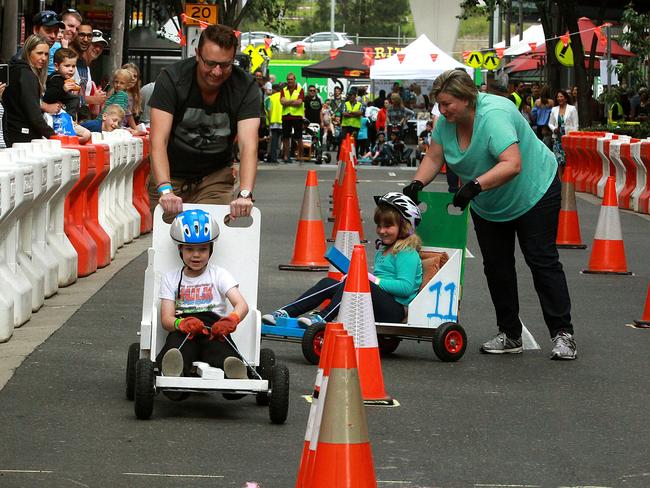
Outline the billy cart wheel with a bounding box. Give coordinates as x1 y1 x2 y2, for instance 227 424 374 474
134 358 156 419
322 152 332 164
125 342 139 400
301 322 326 365
378 335 401 355
432 322 467 362
256 348 276 406
268 364 290 424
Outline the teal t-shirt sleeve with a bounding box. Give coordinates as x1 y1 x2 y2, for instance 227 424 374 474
486 109 519 158
377 249 421 299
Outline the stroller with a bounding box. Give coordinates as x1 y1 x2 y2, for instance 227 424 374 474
299 120 331 164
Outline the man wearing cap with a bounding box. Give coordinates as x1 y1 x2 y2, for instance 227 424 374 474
148 24 260 220
340 88 363 140
73 24 108 118
49 9 83 74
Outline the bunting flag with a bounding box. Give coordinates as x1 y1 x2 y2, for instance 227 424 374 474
199 20 209 30
397 52 405 63
180 13 187 25
296 44 305 55
233 30 241 38
430 53 438 62
560 33 570 47
462 50 471 60
495 47 505 58
528 42 537 52
179 33 187 47
330 48 340 59
264 37 273 48
362 53 374 66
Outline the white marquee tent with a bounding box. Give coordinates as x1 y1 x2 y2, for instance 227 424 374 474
370 34 471 80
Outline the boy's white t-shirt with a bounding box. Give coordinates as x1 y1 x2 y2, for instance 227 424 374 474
159 264 238 317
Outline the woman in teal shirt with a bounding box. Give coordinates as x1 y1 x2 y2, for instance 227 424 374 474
403 69 576 360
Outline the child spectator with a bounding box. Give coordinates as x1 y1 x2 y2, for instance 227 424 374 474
43 48 91 143
157 209 249 379
122 62 145 133
320 101 334 151
262 193 422 327
357 115 370 155
80 104 125 132
98 68 131 126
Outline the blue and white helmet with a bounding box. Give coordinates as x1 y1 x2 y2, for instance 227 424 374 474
170 209 220 244
374 192 422 229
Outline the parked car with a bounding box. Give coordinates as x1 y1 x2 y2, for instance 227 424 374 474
287 32 353 54
240 31 291 53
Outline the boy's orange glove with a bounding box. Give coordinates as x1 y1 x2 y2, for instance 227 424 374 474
210 312 240 341
177 317 208 339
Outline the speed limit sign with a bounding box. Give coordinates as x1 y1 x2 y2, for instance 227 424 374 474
184 3 218 26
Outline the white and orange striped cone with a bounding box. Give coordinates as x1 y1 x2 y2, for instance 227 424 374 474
327 196 362 280
583 176 632 275
296 323 346 488
328 156 345 222
557 164 587 249
339 245 394 405
279 170 329 271
310 334 377 488
330 161 365 243
633 284 650 328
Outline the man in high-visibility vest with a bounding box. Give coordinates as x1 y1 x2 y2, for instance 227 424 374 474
508 81 527 112
280 72 305 162
340 88 363 140
265 83 283 163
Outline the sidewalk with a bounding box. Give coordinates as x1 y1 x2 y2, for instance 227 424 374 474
0 235 151 390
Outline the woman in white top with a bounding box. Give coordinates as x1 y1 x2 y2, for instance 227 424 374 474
548 89 579 168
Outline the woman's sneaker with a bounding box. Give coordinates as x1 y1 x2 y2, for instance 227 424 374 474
480 332 523 354
262 309 289 325
550 332 577 360
297 313 325 328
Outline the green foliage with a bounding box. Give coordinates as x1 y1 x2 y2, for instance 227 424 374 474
241 0 301 32
583 123 650 139
309 0 415 38
618 3 650 88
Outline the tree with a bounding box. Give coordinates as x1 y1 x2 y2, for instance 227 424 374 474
219 0 300 30
309 0 415 40
618 3 650 88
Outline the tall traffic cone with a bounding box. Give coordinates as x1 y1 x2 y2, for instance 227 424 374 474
557 165 587 249
296 323 347 488
328 157 346 222
330 160 365 242
310 334 377 488
327 196 362 280
633 284 650 328
339 245 394 405
583 176 631 275
279 171 329 271
330 143 355 224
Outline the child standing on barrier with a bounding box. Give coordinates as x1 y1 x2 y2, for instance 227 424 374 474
263 193 422 327
157 209 249 379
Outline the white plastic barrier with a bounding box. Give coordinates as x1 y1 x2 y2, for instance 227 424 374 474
0 171 16 341
5 148 46 311
93 133 124 253
596 134 615 198
102 131 134 245
0 153 34 326
123 135 142 240
608 137 631 199
33 139 79 286
630 140 647 213
11 143 62 297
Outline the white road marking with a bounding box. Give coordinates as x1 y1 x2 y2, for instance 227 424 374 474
0 469 53 474
388 172 396 176
378 482 412 484
123 472 224 479
521 319 541 350
465 247 475 258
475 484 541 487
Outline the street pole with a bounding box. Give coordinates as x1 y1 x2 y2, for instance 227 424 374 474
606 24 612 120
0 1 18 63
110 0 126 72
330 0 335 49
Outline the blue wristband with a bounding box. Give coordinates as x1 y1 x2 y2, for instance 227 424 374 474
158 184 173 195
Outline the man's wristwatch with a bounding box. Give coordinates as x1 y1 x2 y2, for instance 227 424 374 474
237 189 253 200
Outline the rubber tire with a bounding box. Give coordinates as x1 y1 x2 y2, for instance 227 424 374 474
323 152 332 164
301 322 326 365
432 322 467 362
125 342 139 401
378 335 401 355
269 364 290 424
256 348 276 406
134 358 156 420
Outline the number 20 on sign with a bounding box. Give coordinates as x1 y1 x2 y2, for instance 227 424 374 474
184 3 218 25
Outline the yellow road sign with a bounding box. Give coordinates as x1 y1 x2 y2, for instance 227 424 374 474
185 3 218 26
482 52 500 70
555 39 574 67
465 51 484 69
242 44 272 73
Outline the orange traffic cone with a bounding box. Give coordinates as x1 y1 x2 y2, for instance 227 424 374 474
330 144 355 224
310 334 377 488
296 323 346 488
328 157 346 222
330 161 365 242
279 170 329 271
633 284 650 328
583 176 631 275
557 165 587 249
327 196 362 280
339 245 394 405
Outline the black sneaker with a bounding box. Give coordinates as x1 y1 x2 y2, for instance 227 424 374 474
550 332 577 360
480 332 523 354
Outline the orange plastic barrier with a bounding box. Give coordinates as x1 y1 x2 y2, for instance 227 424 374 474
83 140 112 268
618 139 640 210
133 135 152 234
634 284 650 327
62 136 98 277
638 141 650 214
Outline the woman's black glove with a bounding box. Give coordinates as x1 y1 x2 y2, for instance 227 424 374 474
453 179 482 210
403 179 424 204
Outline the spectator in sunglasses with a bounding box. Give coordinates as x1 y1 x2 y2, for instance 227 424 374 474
49 9 83 75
